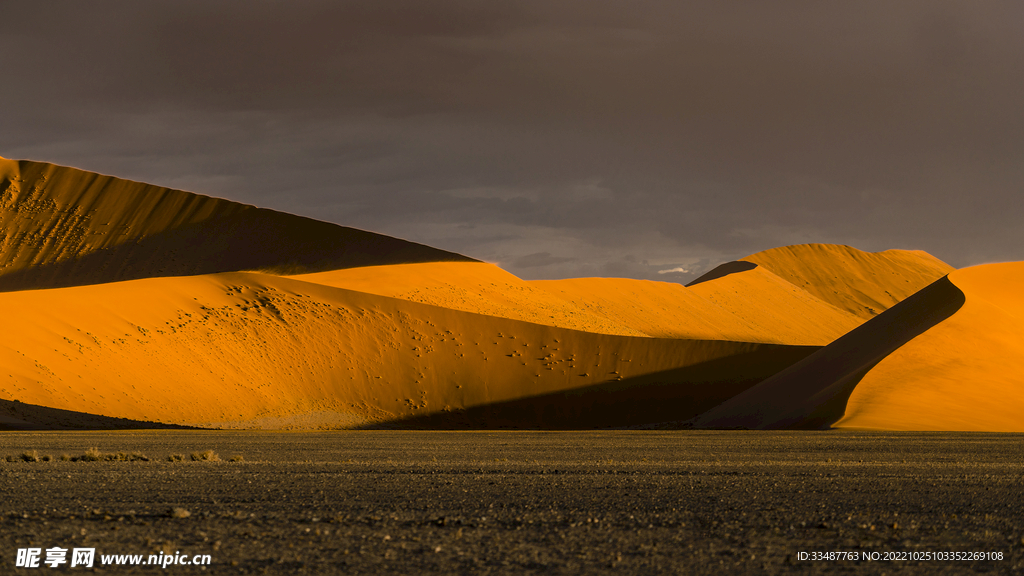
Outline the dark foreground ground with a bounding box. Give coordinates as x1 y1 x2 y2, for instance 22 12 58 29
1 431 1022 575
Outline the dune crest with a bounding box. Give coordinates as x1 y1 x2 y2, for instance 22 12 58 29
741 244 955 319
531 245 954 346
0 157 472 291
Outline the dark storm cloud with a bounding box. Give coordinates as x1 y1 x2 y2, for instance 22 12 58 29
1 1 1022 281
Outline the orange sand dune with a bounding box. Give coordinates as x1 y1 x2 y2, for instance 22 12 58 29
532 274 859 345
835 262 1024 431
0 157 471 291
688 274 965 430
0 271 811 429
0 157 971 430
741 244 955 319
298 245 951 347
693 261 1024 432
296 262 857 344
532 245 952 346
288 263 645 337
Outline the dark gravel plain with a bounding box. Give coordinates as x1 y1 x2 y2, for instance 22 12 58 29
1 431 1022 575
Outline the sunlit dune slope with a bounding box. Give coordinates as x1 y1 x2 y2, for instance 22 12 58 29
0 157 471 291
678 266 863 345
292 256 877 345
531 275 858 345
530 245 952 346
295 262 855 344
741 244 955 319
0 272 812 429
288 263 645 337
835 262 1024 431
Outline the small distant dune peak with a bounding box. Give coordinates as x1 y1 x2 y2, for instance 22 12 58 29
0 157 474 291
739 243 955 319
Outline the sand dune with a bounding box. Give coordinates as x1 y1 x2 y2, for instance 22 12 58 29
0 271 813 429
0 157 976 431
288 263 646 337
530 275 856 345
741 244 955 319
296 245 952 347
0 157 471 291
533 245 953 346
689 274 965 429
835 262 1024 431
295 263 859 345
693 261 1024 432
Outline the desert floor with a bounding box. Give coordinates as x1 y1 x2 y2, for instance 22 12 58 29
1 431 1021 575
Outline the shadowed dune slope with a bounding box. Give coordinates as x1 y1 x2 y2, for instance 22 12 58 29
0 157 472 291
0 272 811 429
688 274 965 430
741 244 955 320
0 398 194 431
835 262 1024 431
288 263 645 337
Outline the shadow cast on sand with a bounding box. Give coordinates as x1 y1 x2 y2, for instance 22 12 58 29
0 398 198 430
361 344 817 429
0 208 474 293
690 275 966 430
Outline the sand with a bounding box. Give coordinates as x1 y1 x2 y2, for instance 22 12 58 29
294 246 952 347
689 274 966 429
835 262 1024 431
0 270 812 429
741 243 955 319
0 157 471 291
534 273 858 345
694 261 1024 432
534 245 952 346
1 156 977 431
288 263 646 337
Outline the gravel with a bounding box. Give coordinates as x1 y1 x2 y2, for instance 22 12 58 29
1 430 1022 574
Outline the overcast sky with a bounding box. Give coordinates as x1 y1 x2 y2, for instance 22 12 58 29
1 1 1021 282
